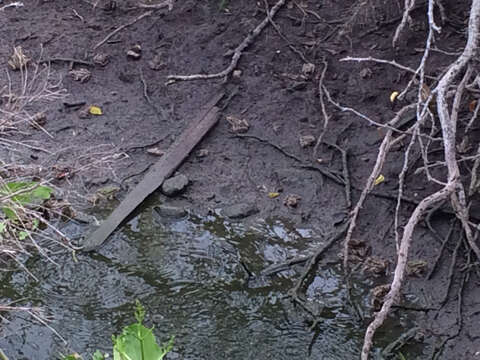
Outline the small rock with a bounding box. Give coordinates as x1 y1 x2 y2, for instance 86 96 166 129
69 68 91 82
127 44 142 60
222 203 259 219
197 149 209 158
146 147 165 156
73 210 97 224
226 115 249 133
232 69 242 78
161 174 189 196
299 134 315 148
153 204 187 218
127 50 141 60
284 194 301 207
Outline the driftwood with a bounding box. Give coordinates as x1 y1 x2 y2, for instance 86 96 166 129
82 92 224 251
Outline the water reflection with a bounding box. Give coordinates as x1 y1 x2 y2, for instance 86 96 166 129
0 210 420 359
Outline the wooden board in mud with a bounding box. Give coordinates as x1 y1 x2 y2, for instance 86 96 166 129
82 92 224 251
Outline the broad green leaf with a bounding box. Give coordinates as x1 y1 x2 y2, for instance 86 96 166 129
0 181 52 205
2 207 16 220
0 181 52 220
113 323 173 360
18 231 29 240
31 185 52 200
92 350 105 360
61 354 82 360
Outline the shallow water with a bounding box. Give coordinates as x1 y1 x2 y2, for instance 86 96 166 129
0 208 423 359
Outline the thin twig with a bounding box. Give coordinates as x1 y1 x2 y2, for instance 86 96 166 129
313 59 330 158
167 0 286 83
93 11 153 50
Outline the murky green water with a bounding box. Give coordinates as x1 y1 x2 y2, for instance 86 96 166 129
0 207 423 359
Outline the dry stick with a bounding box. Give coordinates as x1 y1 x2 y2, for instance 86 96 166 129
468 143 480 196
394 124 420 251
262 0 310 64
139 67 166 121
288 221 349 299
137 0 173 10
449 67 480 261
93 11 153 50
340 104 416 272
392 0 417 48
323 85 431 137
327 142 352 209
340 56 417 74
361 0 480 357
313 60 330 158
167 0 286 83
464 96 480 134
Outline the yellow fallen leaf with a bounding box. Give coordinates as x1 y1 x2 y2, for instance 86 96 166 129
89 105 103 115
390 91 399 103
374 174 385 186
268 192 280 199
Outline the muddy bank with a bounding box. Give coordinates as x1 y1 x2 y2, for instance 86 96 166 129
0 0 479 359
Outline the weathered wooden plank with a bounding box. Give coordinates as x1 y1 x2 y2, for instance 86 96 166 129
82 92 224 251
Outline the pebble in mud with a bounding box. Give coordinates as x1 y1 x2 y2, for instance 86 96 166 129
161 174 189 196
153 204 187 218
221 202 259 219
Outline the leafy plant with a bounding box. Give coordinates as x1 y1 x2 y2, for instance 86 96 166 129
61 301 173 360
0 181 52 220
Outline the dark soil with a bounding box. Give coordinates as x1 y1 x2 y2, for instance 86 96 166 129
1 0 479 358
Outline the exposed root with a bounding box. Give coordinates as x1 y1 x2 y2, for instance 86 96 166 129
359 0 480 357
166 0 286 84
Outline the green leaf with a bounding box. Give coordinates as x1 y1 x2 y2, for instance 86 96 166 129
61 354 82 360
112 303 173 360
2 207 16 221
31 185 52 200
0 181 52 204
0 222 6 233
0 181 52 220
92 350 105 360
18 231 29 240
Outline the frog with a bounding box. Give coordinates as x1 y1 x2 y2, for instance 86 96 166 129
362 256 389 276
226 115 249 133
69 68 91 83
406 259 428 277
93 53 109 67
89 185 120 205
371 284 391 310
